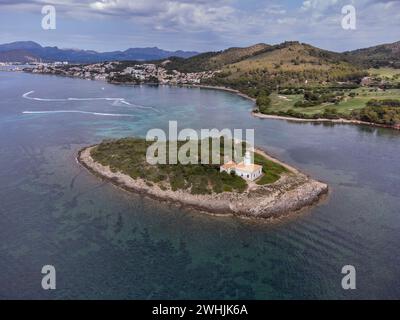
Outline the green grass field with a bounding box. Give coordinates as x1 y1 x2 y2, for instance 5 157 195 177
267 88 400 116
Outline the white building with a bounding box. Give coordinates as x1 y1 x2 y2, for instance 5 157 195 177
220 151 263 181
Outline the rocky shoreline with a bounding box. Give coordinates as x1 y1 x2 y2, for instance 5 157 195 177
77 146 328 220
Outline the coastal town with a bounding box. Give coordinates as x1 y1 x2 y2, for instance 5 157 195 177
22 61 219 85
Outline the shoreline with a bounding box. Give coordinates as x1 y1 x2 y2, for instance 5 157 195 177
184 84 257 102
251 112 400 130
192 84 400 131
77 145 329 220
22 70 399 131
183 83 400 131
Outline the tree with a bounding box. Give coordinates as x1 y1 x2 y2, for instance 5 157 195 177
256 90 271 109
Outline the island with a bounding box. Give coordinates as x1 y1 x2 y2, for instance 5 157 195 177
77 138 328 220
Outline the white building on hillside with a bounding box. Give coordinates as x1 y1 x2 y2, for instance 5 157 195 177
220 151 263 181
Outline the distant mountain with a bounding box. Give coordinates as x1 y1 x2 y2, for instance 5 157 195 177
0 49 39 62
0 41 199 63
344 41 400 68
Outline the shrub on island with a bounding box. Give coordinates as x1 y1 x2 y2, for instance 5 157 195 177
90 138 288 195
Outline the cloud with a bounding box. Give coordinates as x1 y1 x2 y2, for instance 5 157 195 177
0 0 398 52
87 0 238 33
0 0 239 33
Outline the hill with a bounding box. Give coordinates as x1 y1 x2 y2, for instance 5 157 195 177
0 49 38 62
163 41 400 95
344 41 400 68
0 41 199 63
162 43 270 73
205 42 367 96
0 41 42 52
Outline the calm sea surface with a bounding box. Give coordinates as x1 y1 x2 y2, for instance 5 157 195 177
0 71 399 299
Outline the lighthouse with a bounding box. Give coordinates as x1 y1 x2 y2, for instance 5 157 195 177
244 151 252 166
220 150 263 181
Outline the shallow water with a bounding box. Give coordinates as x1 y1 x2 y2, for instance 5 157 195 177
0 71 399 299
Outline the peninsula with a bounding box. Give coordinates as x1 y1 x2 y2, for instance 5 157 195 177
77 138 328 219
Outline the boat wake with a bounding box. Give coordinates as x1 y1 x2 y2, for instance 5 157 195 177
23 90 129 103
22 110 135 117
112 99 160 112
22 91 66 102
22 91 159 112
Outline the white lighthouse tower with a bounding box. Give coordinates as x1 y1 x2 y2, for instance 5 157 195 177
244 151 252 165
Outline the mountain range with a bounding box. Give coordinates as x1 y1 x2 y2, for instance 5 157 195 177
164 40 400 73
0 41 199 63
1 40 399 73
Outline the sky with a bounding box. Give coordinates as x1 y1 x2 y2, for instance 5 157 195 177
0 0 399 53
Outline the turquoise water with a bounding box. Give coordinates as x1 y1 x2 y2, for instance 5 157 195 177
0 72 400 299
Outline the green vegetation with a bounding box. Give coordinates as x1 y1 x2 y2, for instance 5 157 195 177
162 44 270 73
150 41 370 103
350 99 400 126
108 73 159 84
343 41 400 69
256 90 272 113
255 87 400 124
294 88 345 108
90 138 288 195
368 68 400 80
254 153 288 186
162 52 220 73
366 99 400 108
205 42 367 100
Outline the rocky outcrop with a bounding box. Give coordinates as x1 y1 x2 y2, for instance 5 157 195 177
78 146 328 220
